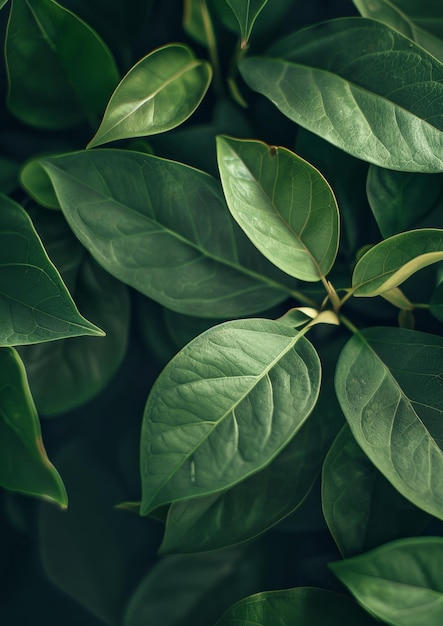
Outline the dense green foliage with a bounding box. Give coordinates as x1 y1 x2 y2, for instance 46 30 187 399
1 0 443 624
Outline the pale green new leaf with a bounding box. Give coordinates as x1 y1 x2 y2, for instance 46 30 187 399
330 537 443 626
240 18 443 172
0 195 104 346
42 149 295 318
88 44 212 148
335 327 443 520
225 0 268 46
353 0 443 62
352 228 443 296
215 587 380 625
0 347 67 505
140 318 320 514
6 0 119 129
217 136 339 282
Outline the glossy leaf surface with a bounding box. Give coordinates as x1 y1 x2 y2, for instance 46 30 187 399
161 387 340 553
215 587 380 625
140 318 321 514
0 195 103 346
366 167 441 238
352 228 443 296
330 537 443 626
217 136 339 281
88 44 212 148
240 18 443 172
43 149 295 318
322 425 430 557
225 0 268 46
0 347 66 504
335 327 443 519
353 0 443 61
6 0 119 129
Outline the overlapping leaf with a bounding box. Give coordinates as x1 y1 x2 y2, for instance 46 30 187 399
88 44 212 148
6 0 119 129
217 136 339 282
43 149 296 318
0 347 66 504
0 195 103 346
352 228 443 296
330 537 443 626
240 18 443 172
335 327 443 519
140 318 321 514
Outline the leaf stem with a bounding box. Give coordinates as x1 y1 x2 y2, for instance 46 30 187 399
201 0 223 97
339 314 360 336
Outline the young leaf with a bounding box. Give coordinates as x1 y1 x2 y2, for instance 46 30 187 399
140 318 321 515
352 228 443 296
6 0 119 129
240 18 443 172
322 425 430 558
353 0 443 62
335 327 443 520
42 149 296 318
87 44 212 148
20 157 61 210
366 166 441 238
0 194 104 346
215 587 380 625
225 0 268 47
160 388 341 553
216 136 339 282
0 347 67 505
330 537 443 626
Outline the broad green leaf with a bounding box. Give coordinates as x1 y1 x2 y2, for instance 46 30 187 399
225 0 268 46
330 537 443 626
160 383 340 553
140 318 321 515
215 587 380 625
335 327 443 520
352 228 443 296
0 156 19 194
42 149 296 318
19 210 130 415
0 195 104 346
216 136 339 282
87 44 212 148
367 166 441 237
6 0 119 129
240 18 443 172
0 347 66 505
20 157 60 209
322 425 430 558
123 546 263 626
430 280 443 322
353 0 443 62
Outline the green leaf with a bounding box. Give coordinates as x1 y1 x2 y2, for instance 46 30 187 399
6 0 119 129
20 157 60 209
335 327 443 520
123 546 263 626
0 0 9 9
215 587 380 625
352 228 443 296
322 424 430 558
225 0 268 46
0 195 104 346
240 18 443 172
183 0 210 47
367 166 441 238
353 0 443 62
88 44 212 148
19 210 130 415
430 279 443 322
330 537 443 626
42 149 295 318
216 136 339 282
0 347 66 505
140 318 321 515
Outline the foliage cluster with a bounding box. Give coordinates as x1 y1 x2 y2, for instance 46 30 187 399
1 0 443 624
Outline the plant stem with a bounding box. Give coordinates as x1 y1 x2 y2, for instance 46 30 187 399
201 0 223 97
